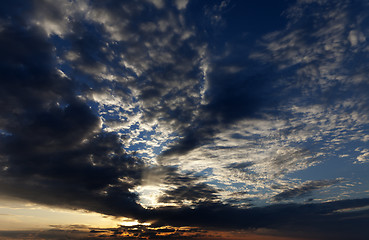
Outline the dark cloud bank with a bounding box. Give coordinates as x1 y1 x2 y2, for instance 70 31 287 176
0 0 144 219
1 1 369 240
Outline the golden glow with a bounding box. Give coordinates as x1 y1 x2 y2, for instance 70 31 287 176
0 197 146 230
118 219 151 227
134 185 175 208
87 226 313 240
0 198 312 240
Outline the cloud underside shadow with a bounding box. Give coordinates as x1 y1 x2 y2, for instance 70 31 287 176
1 198 368 240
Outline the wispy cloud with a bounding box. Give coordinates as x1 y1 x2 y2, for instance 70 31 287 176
272 179 343 201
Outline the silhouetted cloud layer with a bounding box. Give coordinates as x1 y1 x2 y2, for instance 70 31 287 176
0 1 145 218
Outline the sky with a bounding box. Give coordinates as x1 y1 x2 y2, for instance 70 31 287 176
1 0 369 239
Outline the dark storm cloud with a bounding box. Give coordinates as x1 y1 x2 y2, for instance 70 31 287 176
40 0 210 136
2 198 369 240
158 183 219 205
0 0 226 221
30 0 278 160
272 179 342 201
67 24 112 78
0 3 146 218
145 198 369 240
30 0 281 159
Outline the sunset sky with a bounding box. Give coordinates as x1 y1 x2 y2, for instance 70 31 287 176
1 0 369 239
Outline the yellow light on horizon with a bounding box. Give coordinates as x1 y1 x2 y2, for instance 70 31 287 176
0 197 149 231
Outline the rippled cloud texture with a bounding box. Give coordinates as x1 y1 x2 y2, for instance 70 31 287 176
1 0 369 239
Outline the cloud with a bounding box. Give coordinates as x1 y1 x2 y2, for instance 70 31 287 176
356 149 369 163
1 1 369 240
154 0 369 208
0 226 209 240
175 0 189 10
226 162 254 171
90 225 208 240
2 198 369 239
272 179 343 201
143 198 369 240
160 42 278 158
0 0 231 220
38 0 210 160
158 183 219 206
0 3 146 219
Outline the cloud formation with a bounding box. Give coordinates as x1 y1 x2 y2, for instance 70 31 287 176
272 179 342 201
1 0 369 239
0 1 145 219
